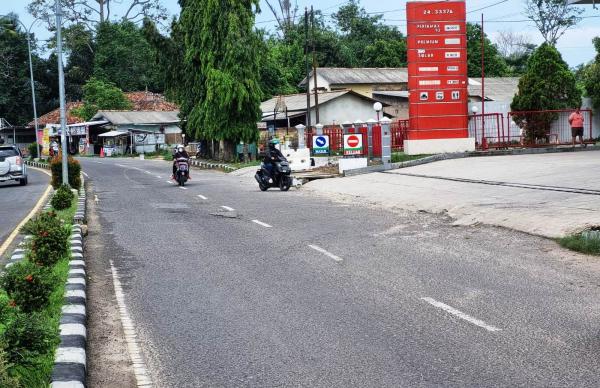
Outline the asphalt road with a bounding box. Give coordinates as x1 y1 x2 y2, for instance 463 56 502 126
0 168 49 255
81 157 600 387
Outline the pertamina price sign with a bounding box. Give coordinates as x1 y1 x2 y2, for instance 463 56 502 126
343 134 363 155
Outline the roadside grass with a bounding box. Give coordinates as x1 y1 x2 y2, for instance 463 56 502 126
391 152 432 163
50 194 78 224
8 256 70 387
558 234 600 256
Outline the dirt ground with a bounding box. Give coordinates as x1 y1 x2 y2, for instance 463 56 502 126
85 181 137 387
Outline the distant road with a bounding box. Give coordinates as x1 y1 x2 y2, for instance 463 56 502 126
0 169 49 254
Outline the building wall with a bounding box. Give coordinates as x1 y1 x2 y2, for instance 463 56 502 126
309 94 380 126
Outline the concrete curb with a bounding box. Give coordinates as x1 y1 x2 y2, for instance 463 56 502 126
25 160 51 170
343 145 600 177
189 159 237 172
51 184 87 388
2 179 87 386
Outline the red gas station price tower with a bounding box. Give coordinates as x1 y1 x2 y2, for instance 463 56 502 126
405 0 475 154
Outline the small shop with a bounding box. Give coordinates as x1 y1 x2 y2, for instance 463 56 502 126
98 131 129 156
67 121 108 155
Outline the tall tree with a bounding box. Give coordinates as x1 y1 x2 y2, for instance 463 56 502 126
142 18 184 102
495 30 535 75
0 15 56 125
179 0 262 159
94 21 161 92
511 43 581 141
63 24 96 100
28 0 168 30
466 23 509 77
582 37 600 109
524 0 583 45
264 0 298 39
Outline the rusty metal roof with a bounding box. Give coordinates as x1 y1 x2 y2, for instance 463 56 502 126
299 68 409 87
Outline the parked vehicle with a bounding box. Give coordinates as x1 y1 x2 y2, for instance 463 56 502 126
255 160 292 191
0 145 27 186
175 157 189 186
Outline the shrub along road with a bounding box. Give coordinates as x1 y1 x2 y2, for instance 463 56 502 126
0 169 50 257
81 157 600 387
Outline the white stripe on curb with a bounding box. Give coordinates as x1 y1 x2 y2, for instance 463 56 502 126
51 381 85 388
55 347 86 366
62 304 86 315
59 323 86 338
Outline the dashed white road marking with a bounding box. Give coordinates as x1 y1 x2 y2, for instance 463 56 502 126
166 180 173 184
144 171 152 174
156 176 162 179
252 220 272 228
116 164 126 167
420 297 501 332
179 186 187 190
221 206 235 211
197 194 208 200
308 244 343 262
82 171 89 178
110 260 153 387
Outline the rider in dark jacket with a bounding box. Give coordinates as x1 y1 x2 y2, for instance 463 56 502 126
172 145 191 179
263 139 284 177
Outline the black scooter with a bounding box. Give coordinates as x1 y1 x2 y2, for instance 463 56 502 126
255 159 292 191
175 157 190 186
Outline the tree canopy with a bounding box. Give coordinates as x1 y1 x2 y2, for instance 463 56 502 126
466 23 509 78
72 77 132 120
179 0 263 148
524 0 583 45
582 37 600 109
511 43 581 141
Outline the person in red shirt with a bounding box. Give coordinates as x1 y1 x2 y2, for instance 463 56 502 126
568 108 585 147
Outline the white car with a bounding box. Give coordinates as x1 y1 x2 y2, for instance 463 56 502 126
0 145 28 186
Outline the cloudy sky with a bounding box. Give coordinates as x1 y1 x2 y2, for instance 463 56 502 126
1 0 599 67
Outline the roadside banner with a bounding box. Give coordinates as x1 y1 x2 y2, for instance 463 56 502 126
343 134 363 155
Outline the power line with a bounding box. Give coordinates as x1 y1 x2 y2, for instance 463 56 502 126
467 0 509 14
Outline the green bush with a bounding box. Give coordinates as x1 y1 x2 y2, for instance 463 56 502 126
51 184 74 211
27 143 39 159
29 225 70 268
0 346 20 388
50 154 82 190
20 211 61 236
1 312 59 366
1 262 57 313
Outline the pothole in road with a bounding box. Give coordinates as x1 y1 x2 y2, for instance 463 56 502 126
210 209 240 219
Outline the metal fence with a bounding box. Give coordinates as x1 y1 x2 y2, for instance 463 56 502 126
469 109 594 149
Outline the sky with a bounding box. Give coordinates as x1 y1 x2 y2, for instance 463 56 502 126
1 0 599 67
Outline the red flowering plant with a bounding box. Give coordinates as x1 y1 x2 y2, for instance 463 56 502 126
25 212 70 268
0 261 57 313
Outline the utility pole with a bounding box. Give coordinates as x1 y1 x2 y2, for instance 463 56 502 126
55 0 69 185
311 6 319 124
26 28 41 160
481 14 485 145
304 7 312 128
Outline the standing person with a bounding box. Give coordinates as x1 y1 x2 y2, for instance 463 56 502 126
568 108 585 147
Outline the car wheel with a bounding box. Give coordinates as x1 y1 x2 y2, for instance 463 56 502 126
19 177 28 186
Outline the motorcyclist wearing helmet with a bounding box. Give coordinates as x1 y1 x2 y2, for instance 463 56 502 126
172 144 191 180
263 138 285 177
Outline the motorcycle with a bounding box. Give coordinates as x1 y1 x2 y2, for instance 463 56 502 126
255 159 292 191
175 157 190 186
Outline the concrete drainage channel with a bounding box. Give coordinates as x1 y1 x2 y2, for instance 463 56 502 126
4 175 88 387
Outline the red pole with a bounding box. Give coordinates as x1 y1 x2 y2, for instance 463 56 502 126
481 14 485 145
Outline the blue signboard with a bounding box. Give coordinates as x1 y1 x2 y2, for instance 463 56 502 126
312 135 330 155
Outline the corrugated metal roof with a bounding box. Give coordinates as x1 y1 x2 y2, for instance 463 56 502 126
468 77 520 102
299 68 408 86
372 91 410 98
261 90 385 121
92 111 181 125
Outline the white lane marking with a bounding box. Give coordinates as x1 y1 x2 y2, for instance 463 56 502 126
179 186 187 190
221 206 235 211
166 180 173 184
420 297 501 332
308 244 343 262
82 171 89 178
144 171 151 174
252 220 272 228
110 260 153 387
156 176 162 179
197 194 207 200
116 164 126 167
